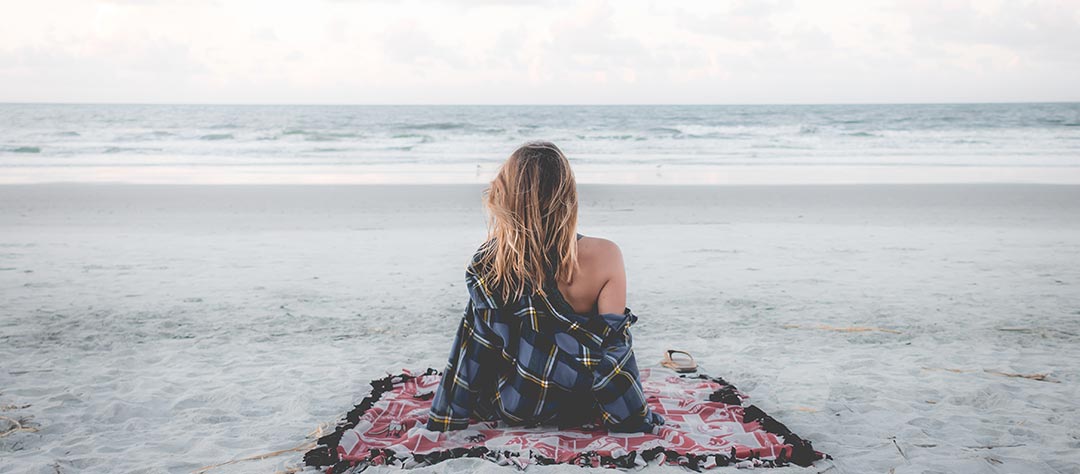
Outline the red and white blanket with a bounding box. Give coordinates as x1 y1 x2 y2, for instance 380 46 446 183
304 368 828 471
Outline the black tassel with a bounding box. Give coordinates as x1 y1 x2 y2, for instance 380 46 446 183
305 369 828 470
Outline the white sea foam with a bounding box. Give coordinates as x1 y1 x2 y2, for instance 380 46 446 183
1 103 1079 184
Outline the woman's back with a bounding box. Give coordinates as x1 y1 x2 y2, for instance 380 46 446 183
426 141 661 434
426 239 662 433
555 235 627 316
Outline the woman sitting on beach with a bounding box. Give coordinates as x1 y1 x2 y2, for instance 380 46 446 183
426 141 663 433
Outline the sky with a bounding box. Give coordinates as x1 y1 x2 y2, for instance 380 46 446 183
2 0 1079 104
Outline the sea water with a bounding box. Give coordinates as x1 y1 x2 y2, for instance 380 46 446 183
1 103 1078 184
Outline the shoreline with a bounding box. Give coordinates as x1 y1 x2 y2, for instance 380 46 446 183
5 180 1080 186
4 183 1079 228
3 163 1080 186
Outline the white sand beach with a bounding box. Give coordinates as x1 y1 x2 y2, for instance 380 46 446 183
1 183 1078 473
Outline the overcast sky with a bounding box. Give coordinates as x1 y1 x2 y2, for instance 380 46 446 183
2 0 1079 104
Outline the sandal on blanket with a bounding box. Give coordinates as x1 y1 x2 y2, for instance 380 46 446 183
660 350 698 373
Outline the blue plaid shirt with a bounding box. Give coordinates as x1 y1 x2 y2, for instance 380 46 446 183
426 246 664 433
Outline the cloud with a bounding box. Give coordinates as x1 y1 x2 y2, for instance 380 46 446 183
0 0 1078 103
0 39 205 102
674 0 787 41
901 0 1080 62
548 1 645 60
378 21 469 68
252 27 278 42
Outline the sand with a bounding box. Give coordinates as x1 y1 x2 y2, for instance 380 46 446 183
1 183 1078 473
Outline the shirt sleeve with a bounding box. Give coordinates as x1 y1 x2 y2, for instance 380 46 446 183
426 301 502 431
590 318 665 433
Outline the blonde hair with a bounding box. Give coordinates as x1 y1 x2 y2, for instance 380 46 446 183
478 141 579 302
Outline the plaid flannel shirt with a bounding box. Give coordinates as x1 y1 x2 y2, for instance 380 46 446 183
426 246 664 433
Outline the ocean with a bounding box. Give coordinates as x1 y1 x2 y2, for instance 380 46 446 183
1 103 1079 184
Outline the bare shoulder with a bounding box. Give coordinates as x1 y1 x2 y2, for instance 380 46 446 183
577 236 624 270
578 236 627 314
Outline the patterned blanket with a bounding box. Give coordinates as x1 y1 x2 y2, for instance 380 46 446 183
304 368 828 472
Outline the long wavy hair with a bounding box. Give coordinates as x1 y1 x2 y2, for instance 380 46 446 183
478 141 579 302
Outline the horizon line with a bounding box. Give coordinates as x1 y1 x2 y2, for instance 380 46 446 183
2 100 1079 107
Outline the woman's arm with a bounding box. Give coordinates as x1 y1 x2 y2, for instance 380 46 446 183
595 239 627 315
427 295 506 431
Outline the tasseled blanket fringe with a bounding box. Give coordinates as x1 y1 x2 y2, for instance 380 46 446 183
304 369 829 472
